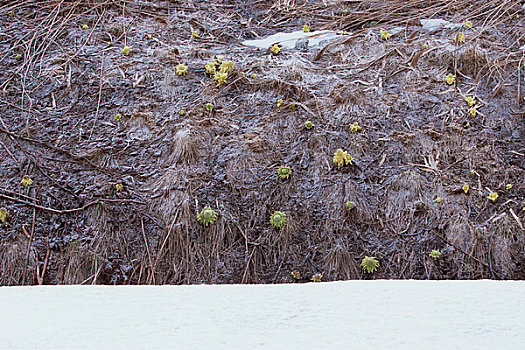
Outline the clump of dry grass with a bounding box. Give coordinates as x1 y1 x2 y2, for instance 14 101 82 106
59 241 98 284
445 215 489 278
490 216 524 278
151 196 244 284
325 0 521 31
323 242 360 280
382 170 428 234
0 235 37 285
168 127 202 165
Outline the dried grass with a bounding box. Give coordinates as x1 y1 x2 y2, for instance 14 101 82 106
0 235 37 285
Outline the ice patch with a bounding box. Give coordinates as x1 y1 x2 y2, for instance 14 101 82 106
242 30 341 49
421 18 462 31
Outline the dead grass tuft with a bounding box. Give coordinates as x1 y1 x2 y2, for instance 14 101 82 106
323 242 360 280
59 242 97 284
383 170 428 234
168 127 202 165
0 235 37 285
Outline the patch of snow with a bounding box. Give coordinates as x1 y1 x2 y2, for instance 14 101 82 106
242 30 340 49
421 18 462 31
1 281 524 349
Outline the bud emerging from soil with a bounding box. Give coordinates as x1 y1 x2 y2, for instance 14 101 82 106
214 72 228 86
197 207 218 227
361 256 379 273
333 149 353 168
205 61 217 75
21 175 33 188
350 121 362 133
488 192 498 202
429 249 441 260
121 46 132 55
176 64 188 76
219 60 234 74
0 208 8 223
270 211 287 229
305 121 314 129
311 273 322 282
278 166 291 180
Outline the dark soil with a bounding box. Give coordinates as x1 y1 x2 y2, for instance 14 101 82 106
1 0 524 285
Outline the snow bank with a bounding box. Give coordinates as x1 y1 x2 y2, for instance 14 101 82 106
1 281 523 349
242 30 339 49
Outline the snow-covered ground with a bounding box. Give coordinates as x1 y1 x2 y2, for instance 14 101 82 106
1 281 524 349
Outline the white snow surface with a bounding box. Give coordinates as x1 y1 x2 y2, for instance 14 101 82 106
1 281 524 349
242 30 340 49
420 18 462 31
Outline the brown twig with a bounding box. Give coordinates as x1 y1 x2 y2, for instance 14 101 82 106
0 139 18 163
89 50 105 140
22 188 37 285
241 246 257 284
0 193 145 214
141 217 156 284
37 239 50 285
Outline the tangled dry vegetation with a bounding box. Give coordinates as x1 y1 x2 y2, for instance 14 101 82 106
0 0 524 285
